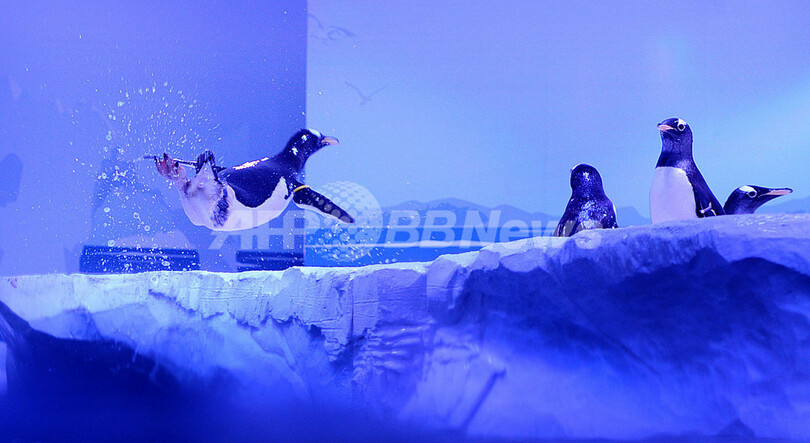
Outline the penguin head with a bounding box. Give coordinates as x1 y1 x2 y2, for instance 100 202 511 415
285 129 339 160
569 163 605 195
724 185 793 214
658 117 693 154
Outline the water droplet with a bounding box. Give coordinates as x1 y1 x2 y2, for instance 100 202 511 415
107 240 116 247
103 207 110 213
117 101 124 107
144 225 151 232
133 212 140 220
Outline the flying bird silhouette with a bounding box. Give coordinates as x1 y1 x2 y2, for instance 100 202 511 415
308 14 356 44
345 82 385 106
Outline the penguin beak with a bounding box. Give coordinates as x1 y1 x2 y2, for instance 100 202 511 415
657 124 675 133
319 136 339 147
764 188 793 197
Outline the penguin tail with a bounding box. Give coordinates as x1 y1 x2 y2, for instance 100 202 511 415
194 150 226 180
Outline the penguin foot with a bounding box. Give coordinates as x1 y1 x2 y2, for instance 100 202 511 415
155 153 187 182
195 150 217 174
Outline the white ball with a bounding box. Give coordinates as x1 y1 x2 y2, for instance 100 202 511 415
306 181 383 263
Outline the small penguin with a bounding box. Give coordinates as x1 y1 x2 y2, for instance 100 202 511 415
723 185 793 214
650 118 724 223
554 164 619 237
154 129 355 231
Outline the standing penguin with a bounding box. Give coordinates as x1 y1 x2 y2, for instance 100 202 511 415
154 129 354 231
724 185 793 214
553 164 618 237
649 118 724 223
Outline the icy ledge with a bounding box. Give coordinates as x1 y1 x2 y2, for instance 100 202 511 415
2 214 810 440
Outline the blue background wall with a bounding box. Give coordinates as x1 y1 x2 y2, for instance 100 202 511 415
306 0 810 215
0 1 306 274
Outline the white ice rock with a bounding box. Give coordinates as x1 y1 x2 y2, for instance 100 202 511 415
1 213 809 440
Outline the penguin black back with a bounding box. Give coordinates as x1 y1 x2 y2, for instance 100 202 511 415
554 164 618 237
216 129 339 208
724 185 793 214
569 163 605 196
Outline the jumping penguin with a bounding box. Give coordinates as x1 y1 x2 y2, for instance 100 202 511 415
553 164 618 237
153 129 355 231
649 118 724 224
723 185 793 214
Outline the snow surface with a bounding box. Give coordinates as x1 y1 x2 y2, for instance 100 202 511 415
1 213 809 440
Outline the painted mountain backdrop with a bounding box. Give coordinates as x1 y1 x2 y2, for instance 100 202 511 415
306 194 808 267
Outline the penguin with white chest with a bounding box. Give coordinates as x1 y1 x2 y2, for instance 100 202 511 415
649 118 724 223
154 129 354 231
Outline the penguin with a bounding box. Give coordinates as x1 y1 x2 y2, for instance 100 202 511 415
553 164 619 237
723 185 793 214
649 118 724 224
154 129 355 231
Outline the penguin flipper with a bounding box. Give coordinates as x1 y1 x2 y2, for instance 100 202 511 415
217 164 285 208
693 189 724 218
292 186 355 223
553 219 581 237
686 170 725 218
602 205 619 229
